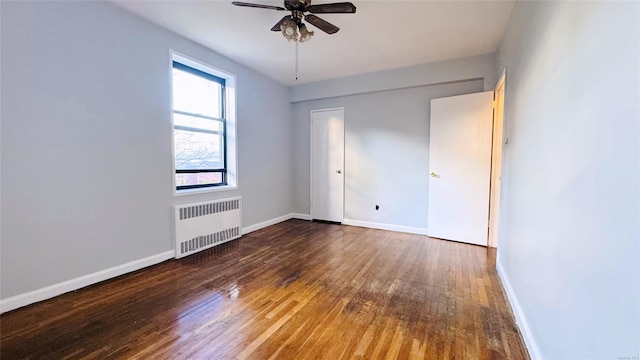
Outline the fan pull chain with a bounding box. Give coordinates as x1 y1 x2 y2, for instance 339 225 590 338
295 40 299 80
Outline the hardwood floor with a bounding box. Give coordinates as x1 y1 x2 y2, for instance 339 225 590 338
0 220 528 359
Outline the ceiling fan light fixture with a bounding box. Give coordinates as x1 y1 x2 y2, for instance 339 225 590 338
298 23 314 43
280 17 299 41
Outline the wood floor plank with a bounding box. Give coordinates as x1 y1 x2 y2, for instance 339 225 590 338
0 220 528 359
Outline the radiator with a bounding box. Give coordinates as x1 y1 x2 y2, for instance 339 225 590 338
174 197 242 258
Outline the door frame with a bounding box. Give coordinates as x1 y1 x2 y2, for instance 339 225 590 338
488 69 507 248
309 107 345 222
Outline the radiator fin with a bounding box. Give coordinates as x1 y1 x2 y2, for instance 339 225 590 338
179 199 240 220
179 226 240 255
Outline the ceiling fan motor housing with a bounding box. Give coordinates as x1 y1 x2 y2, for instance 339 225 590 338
285 0 311 10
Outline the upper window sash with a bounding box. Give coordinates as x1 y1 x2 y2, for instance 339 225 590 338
173 61 225 86
172 62 226 120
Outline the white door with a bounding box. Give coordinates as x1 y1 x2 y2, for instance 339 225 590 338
427 91 494 246
488 73 506 248
311 108 344 222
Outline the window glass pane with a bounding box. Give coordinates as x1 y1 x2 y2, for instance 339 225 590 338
174 130 224 170
172 68 222 118
176 172 223 187
174 113 223 132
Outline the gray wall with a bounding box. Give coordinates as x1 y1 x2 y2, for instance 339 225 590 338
292 78 486 228
0 1 293 299
291 53 497 102
290 55 494 228
5 3 637 357
496 1 639 358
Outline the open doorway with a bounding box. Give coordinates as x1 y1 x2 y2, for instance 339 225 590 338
488 70 506 248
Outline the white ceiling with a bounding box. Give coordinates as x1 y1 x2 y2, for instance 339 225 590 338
112 0 515 86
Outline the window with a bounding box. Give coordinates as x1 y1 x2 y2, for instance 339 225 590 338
171 54 237 193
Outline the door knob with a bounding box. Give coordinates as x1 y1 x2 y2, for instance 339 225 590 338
336 170 342 174
430 172 438 178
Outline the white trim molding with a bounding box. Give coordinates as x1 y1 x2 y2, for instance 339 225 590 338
170 50 239 196
242 213 311 235
342 219 429 236
496 260 543 360
242 214 292 234
0 250 175 314
291 213 311 220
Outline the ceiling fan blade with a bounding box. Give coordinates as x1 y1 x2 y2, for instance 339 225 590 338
306 2 356 14
304 14 340 34
271 15 291 31
231 1 286 11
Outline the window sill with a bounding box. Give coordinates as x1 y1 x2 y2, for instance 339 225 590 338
174 184 238 197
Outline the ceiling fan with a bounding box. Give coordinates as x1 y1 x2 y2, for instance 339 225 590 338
232 0 356 42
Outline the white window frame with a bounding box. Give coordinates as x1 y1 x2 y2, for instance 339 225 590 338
170 50 238 195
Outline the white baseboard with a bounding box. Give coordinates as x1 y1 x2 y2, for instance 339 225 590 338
1 214 312 314
0 250 175 314
496 260 543 360
1 215 425 314
242 213 292 234
242 213 311 235
342 219 429 235
290 213 311 220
